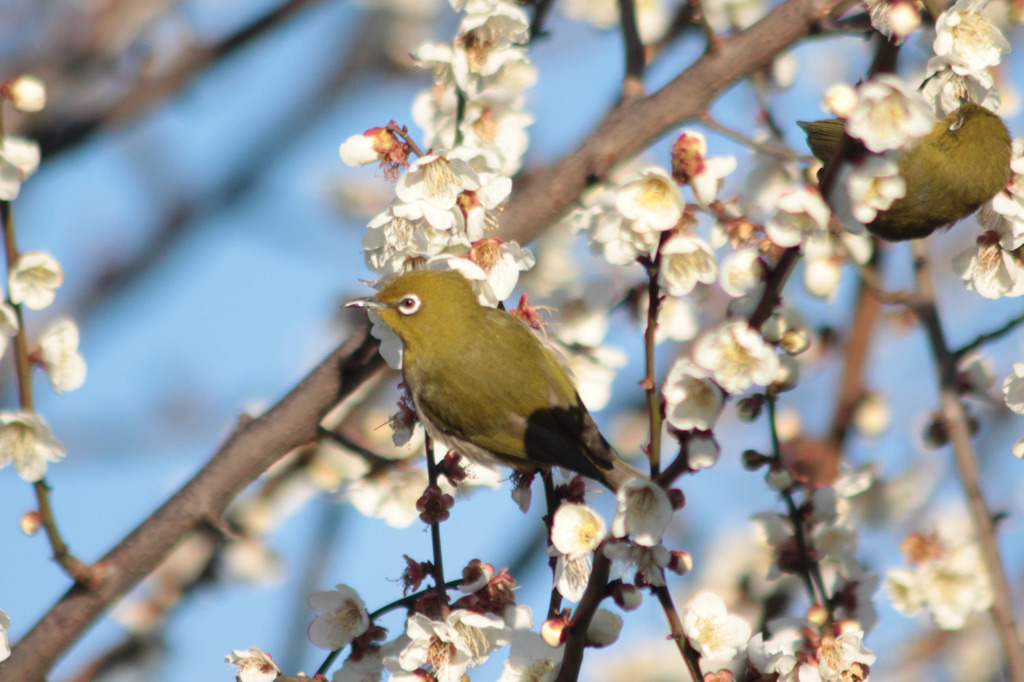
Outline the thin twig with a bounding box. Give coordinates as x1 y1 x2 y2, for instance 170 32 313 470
618 0 647 97
953 312 1024 361
555 547 612 682
909 239 1024 682
700 114 808 161
653 584 703 679
423 434 448 604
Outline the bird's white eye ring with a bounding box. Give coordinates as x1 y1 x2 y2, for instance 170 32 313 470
397 294 421 315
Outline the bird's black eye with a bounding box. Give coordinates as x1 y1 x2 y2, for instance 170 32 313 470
397 294 421 315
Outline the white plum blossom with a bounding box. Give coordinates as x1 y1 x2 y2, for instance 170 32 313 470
615 166 686 235
953 236 1024 300
551 549 591 602
0 136 41 201
865 0 921 42
808 631 876 682
1002 364 1024 414
345 468 429 528
0 412 65 482
719 248 764 298
670 130 737 207
693 321 779 395
394 153 481 232
662 358 724 431
844 74 936 153
307 584 370 650
747 632 798 679
603 539 670 586
843 154 906 225
657 234 718 297
611 479 672 547
550 503 606 560
885 535 993 630
688 432 721 470
399 609 514 682
3 75 46 113
821 82 858 119
680 590 752 661
38 318 87 393
933 0 1010 73
586 609 623 647
434 240 535 306
8 252 63 310
225 647 280 682
0 302 19 360
765 186 831 248
560 0 672 43
498 631 562 682
922 57 1001 116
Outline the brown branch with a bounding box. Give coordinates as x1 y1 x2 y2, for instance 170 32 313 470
909 239 1024 682
495 0 858 247
0 319 385 682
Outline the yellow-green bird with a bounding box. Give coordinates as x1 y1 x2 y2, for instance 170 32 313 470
799 102 1012 241
347 269 644 491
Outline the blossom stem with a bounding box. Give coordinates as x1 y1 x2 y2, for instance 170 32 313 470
910 240 1024 682
423 434 448 606
1 196 92 585
386 121 425 159
555 544 611 682
642 234 669 476
652 583 703 681
766 395 832 615
952 312 1024 362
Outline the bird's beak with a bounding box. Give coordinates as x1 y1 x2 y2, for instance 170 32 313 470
345 296 383 310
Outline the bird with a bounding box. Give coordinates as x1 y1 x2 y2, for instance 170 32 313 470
799 101 1012 241
346 269 645 491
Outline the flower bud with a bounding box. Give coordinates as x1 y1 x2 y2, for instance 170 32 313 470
3 75 46 113
586 609 623 647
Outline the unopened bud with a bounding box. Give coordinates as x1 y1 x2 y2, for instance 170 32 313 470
736 394 765 422
667 550 693 576
765 463 794 491
807 604 829 626
585 609 623 647
780 328 811 355
21 510 42 535
742 449 768 471
612 582 643 611
541 613 569 647
3 75 46 113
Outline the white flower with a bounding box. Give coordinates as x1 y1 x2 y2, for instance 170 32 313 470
1002 364 1024 414
340 133 381 167
813 631 876 682
843 154 906 225
953 237 1024 300
611 479 672 547
719 248 764 298
680 590 752 661
764 187 831 248
658 234 718 297
603 539 670 586
345 468 428 528
693 321 779 394
688 432 720 470
550 503 606 560
0 608 10 663
9 252 63 310
1013 436 1024 459
0 136 41 201
662 358 724 431
38 318 86 393
0 412 65 482
865 0 921 41
670 130 736 206
921 57 1001 117
845 74 936 153
399 610 513 682
498 631 562 682
4 75 46 113
0 302 19 360
307 584 370 650
586 609 622 647
747 632 798 677
225 647 281 682
822 82 858 119
394 153 481 232
434 240 535 307
551 550 590 601
615 166 686 233
934 0 1009 73
332 650 384 682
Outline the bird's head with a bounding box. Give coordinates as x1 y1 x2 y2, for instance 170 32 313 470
346 269 481 346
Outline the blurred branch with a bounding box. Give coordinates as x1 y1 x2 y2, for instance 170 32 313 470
909 239 1024 682
495 0 859 246
0 318 385 682
28 0 329 157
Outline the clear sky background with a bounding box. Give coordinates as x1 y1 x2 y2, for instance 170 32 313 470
1 1 1024 680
